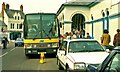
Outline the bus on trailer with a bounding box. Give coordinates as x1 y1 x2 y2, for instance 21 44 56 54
23 13 60 57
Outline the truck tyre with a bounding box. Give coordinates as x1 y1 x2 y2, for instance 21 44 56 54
25 54 30 59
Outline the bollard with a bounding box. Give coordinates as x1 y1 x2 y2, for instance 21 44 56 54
39 52 45 64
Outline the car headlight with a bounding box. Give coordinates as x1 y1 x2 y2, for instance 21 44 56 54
74 63 86 70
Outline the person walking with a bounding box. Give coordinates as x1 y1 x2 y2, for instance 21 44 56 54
86 33 91 39
113 29 120 46
101 29 111 49
2 36 9 49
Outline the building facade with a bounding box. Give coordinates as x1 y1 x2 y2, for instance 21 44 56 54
57 0 120 45
1 2 25 41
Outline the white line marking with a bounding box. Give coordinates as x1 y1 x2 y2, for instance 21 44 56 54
0 52 8 57
10 48 15 51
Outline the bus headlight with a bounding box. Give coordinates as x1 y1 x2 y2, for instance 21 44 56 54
53 49 56 52
28 50 32 53
74 63 86 70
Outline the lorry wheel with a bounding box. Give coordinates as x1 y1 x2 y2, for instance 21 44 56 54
25 54 30 59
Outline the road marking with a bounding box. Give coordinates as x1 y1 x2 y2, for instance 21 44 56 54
10 48 15 51
0 52 8 57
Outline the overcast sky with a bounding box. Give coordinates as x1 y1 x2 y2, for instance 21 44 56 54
0 0 72 14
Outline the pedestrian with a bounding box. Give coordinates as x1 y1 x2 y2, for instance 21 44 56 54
85 33 91 39
80 29 85 38
113 29 120 46
69 31 76 39
63 34 67 39
101 29 111 49
2 36 9 49
76 31 82 39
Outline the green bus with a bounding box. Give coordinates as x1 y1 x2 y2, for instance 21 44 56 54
23 13 60 57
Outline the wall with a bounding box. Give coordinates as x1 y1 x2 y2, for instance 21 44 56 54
57 0 119 46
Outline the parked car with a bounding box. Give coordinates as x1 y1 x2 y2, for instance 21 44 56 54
87 46 120 72
56 39 109 72
15 38 24 47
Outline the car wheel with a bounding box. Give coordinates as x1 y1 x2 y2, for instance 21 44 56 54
57 58 63 70
66 65 70 72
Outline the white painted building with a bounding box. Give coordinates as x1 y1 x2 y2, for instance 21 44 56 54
57 0 120 45
0 13 2 21
1 3 25 41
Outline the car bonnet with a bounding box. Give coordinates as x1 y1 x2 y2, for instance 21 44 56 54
67 52 109 64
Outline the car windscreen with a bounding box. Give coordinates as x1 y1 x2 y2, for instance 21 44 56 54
16 38 23 41
68 41 105 53
104 52 120 72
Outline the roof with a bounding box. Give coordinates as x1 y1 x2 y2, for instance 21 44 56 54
64 0 97 6
114 46 120 50
26 13 56 15
5 9 25 19
63 39 97 42
0 20 6 26
57 0 101 15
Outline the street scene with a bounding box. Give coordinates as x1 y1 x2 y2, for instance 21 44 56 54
0 43 58 71
0 0 120 72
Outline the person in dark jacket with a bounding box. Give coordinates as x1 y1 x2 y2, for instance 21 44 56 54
86 33 91 39
113 29 120 46
2 36 9 49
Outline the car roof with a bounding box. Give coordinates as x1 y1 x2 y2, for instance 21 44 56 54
63 39 97 42
113 46 120 50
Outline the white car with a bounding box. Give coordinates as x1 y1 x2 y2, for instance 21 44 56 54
56 39 109 72
15 38 24 47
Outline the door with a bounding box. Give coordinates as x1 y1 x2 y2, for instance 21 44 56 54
57 41 67 67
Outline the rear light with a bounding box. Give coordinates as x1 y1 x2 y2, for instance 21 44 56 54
32 44 37 48
25 45 27 48
24 44 32 48
52 43 59 47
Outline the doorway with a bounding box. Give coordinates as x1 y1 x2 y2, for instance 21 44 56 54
71 14 85 31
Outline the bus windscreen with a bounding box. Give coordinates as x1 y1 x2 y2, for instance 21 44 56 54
24 13 58 39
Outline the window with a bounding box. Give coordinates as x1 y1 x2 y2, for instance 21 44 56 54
17 24 19 29
61 41 67 51
15 16 17 20
105 53 120 72
11 23 12 29
19 24 22 29
101 10 105 17
18 16 19 20
13 24 14 29
105 8 109 16
10 23 14 29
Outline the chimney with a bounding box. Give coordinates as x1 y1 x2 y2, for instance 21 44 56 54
6 4 9 10
20 5 23 11
2 2 5 16
2 2 5 21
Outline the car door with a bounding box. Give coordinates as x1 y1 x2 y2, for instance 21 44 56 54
57 41 67 66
